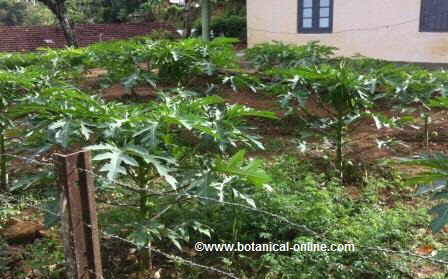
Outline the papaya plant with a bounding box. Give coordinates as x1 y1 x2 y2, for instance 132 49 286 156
389 69 444 149
86 92 276 215
80 37 239 97
0 69 58 191
19 87 276 255
0 86 10 191
400 153 448 233
16 87 111 152
245 41 337 71
277 62 388 183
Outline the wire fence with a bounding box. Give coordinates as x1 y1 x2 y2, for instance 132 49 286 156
0 183 240 279
2 151 448 279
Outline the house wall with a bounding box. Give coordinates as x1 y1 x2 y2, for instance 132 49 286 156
247 0 448 63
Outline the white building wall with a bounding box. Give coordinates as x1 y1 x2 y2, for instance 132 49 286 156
247 0 448 63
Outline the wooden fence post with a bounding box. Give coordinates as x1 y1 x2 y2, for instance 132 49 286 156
54 150 103 279
0 131 8 192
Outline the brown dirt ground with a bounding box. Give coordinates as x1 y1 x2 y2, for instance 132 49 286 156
93 77 448 164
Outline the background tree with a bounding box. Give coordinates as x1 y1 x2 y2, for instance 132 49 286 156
0 0 28 26
0 1 54 26
183 0 194 37
37 0 78 47
65 0 155 23
23 2 55 25
102 0 146 22
201 0 210 41
192 0 247 41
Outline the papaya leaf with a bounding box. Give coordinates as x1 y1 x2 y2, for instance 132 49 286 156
215 150 271 187
430 203 448 233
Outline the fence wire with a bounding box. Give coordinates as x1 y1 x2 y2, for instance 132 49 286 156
0 191 240 279
3 152 448 273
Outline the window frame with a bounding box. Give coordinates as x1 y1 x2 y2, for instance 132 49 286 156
420 0 448 32
298 0 334 34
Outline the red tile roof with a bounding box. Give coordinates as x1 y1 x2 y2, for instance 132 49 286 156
0 23 173 52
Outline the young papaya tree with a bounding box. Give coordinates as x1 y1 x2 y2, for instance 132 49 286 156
17 87 110 152
121 37 238 90
245 41 336 71
389 69 444 149
404 97 448 233
19 87 276 266
86 92 276 215
277 62 387 183
0 69 55 191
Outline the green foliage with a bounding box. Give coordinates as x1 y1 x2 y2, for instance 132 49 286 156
15 87 108 150
157 4 185 23
64 0 148 23
23 2 55 25
0 68 62 190
3 73 276 262
400 153 448 233
0 36 239 86
195 14 247 41
24 238 65 278
146 29 179 41
430 96 448 108
252 157 429 278
277 62 381 182
18 86 275 208
214 150 271 187
66 0 107 23
174 156 433 278
391 69 442 105
4 37 448 278
128 38 239 84
0 0 54 26
0 53 43 70
373 66 448 147
0 0 28 26
341 55 390 73
0 48 90 82
212 15 246 41
245 41 337 71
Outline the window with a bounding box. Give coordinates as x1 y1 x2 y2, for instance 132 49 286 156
298 0 333 33
420 0 448 32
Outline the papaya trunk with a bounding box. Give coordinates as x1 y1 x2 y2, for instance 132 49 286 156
424 114 430 150
0 129 6 192
336 115 344 184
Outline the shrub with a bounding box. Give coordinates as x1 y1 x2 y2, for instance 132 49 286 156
214 15 246 40
245 41 337 71
121 37 239 87
194 14 247 41
174 156 433 278
0 52 43 70
146 29 179 41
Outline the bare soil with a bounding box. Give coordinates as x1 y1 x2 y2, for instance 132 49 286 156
94 79 448 164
